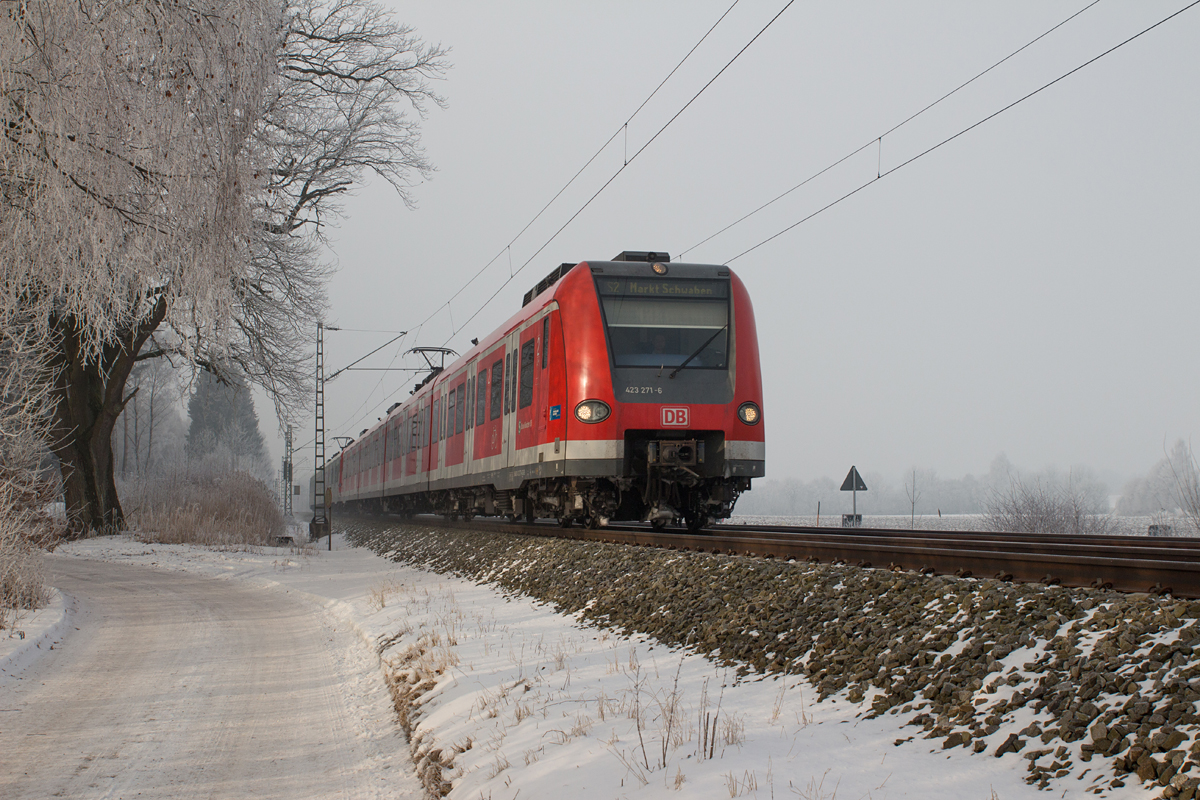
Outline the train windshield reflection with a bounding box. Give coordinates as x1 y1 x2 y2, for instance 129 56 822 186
600 290 729 369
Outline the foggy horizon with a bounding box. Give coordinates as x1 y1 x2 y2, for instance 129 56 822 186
253 1 1198 497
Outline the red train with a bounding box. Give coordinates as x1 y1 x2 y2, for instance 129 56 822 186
327 251 764 530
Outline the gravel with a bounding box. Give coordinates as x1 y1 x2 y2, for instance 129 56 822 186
345 519 1200 797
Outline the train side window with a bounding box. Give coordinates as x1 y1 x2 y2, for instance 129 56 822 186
542 316 550 369
489 359 503 421
519 339 535 409
456 385 465 433
447 390 457 439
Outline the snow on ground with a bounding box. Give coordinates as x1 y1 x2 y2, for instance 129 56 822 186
0 587 69 682
3 532 1163 799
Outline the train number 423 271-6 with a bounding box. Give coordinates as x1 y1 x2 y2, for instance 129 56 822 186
625 386 663 395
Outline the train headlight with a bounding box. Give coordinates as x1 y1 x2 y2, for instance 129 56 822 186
737 402 761 425
575 400 611 423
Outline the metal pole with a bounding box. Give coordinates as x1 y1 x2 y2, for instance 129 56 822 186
283 424 293 518
312 322 328 543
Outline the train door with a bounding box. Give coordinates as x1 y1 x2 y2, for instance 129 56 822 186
462 365 475 473
515 320 541 453
536 313 550 440
475 351 505 461
430 390 441 475
445 375 466 468
502 331 519 468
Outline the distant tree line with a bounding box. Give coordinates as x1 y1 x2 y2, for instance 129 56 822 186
739 447 1200 534
736 455 1110 518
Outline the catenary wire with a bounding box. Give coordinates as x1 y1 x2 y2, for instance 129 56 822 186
321 1 748 439
723 0 1200 264
677 0 1103 261
429 0 742 321
433 0 801 347
330 0 796 438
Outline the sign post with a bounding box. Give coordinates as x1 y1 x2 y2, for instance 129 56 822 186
840 466 868 528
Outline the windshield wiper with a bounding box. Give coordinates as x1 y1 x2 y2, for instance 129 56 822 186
668 324 727 379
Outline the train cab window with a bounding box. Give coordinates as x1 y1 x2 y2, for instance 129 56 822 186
489 359 503 421
596 277 730 369
456 386 465 433
542 316 550 369
519 339 535 409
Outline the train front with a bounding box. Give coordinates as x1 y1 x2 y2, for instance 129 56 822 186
561 253 764 530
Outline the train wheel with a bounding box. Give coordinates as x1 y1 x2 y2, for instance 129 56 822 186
558 517 574 528
650 518 667 531
686 514 710 533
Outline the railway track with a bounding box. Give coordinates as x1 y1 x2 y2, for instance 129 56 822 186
354 515 1200 598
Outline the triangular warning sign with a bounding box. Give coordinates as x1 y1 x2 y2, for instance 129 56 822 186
840 466 868 492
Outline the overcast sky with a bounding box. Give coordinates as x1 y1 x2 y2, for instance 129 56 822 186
272 1 1199 490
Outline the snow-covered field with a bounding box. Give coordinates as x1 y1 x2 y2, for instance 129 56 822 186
2 532 1162 799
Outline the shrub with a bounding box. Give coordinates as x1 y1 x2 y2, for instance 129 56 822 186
986 474 1115 535
0 510 53 630
122 469 284 547
0 321 63 628
1166 441 1200 534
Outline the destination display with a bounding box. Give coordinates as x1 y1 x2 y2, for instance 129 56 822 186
596 277 729 298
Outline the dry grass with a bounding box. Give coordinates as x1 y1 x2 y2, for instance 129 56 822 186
122 469 284 547
0 440 64 630
0 511 53 630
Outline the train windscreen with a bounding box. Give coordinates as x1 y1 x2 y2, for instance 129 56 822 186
596 277 729 369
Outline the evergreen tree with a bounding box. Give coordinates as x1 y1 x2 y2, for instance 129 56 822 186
186 373 268 475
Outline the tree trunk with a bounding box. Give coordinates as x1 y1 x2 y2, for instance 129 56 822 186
48 300 166 535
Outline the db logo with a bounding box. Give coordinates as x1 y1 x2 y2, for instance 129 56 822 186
661 407 690 427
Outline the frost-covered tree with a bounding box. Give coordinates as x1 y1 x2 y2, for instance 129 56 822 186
114 359 187 478
0 0 274 533
1119 440 1200 532
1 0 447 533
223 0 448 403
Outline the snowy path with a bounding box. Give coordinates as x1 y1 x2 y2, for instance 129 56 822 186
0 556 419 800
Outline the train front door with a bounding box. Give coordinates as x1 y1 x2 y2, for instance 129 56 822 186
514 322 541 453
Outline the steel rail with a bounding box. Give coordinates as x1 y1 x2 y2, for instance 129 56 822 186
346 515 1200 598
